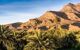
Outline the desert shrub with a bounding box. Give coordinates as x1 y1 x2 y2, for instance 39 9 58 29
0 25 80 50
23 28 78 50
0 25 28 50
0 25 15 50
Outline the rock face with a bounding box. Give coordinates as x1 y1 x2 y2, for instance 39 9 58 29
61 3 80 21
61 3 80 13
6 3 80 31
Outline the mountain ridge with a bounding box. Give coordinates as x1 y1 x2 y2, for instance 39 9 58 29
5 3 80 31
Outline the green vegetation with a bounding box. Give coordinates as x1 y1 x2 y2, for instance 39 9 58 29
0 25 80 50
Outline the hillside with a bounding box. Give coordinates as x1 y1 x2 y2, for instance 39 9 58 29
6 3 80 31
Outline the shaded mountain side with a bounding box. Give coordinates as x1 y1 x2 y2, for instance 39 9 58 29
5 3 80 31
5 22 22 30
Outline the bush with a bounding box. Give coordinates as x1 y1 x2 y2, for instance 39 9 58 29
0 25 80 50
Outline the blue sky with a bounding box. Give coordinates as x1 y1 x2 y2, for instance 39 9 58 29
0 0 80 24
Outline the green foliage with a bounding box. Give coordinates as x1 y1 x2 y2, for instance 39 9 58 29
0 25 15 50
0 25 80 50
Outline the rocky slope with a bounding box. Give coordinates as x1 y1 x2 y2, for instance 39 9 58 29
6 3 80 31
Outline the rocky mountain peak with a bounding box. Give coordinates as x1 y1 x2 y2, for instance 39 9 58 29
61 3 80 13
39 11 58 20
67 3 75 6
5 3 80 31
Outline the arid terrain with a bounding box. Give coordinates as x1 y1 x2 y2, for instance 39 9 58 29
0 3 80 50
6 3 80 31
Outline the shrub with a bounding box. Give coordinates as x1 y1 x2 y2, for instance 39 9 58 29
0 25 80 50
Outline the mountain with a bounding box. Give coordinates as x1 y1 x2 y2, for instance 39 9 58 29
6 3 80 31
